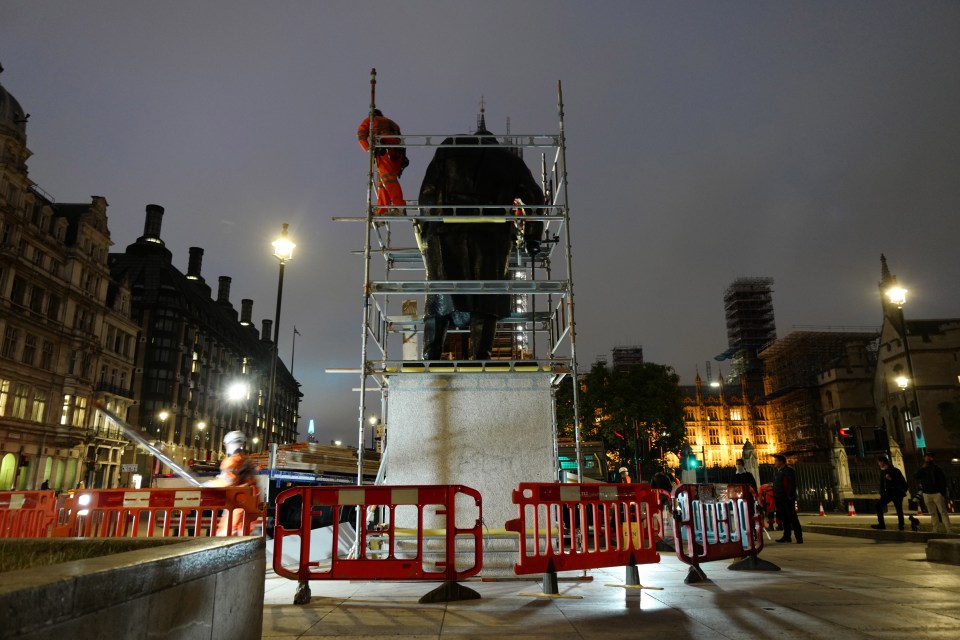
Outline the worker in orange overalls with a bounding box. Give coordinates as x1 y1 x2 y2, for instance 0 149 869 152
208 430 259 536
757 482 781 531
357 109 408 215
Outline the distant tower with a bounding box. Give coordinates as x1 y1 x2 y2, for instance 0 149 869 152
611 345 644 371
307 418 316 443
717 277 776 399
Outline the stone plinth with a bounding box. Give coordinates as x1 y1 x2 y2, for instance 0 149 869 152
385 373 555 532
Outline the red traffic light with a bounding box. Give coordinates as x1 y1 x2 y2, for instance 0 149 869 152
838 427 851 438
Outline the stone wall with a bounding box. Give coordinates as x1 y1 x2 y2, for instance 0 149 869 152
0 537 264 640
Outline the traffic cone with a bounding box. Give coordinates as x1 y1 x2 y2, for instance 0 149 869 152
847 501 857 516
818 502 826 516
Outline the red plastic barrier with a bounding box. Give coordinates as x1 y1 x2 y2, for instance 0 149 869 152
504 483 662 575
672 483 768 580
272 484 482 582
52 487 263 538
0 491 57 538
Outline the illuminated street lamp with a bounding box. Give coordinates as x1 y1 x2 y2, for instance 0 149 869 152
885 283 925 453
267 223 295 452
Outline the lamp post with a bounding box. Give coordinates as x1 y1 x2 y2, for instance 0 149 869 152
266 224 295 450
886 285 925 454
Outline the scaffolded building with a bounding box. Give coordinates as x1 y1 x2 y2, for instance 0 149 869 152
716 277 776 401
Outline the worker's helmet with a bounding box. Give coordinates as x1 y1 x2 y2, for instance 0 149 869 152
223 430 247 450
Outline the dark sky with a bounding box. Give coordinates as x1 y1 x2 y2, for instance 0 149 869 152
4 1 959 446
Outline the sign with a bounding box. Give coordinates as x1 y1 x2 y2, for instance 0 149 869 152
913 418 926 449
121 464 139 473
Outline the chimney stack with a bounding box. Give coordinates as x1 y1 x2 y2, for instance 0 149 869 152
187 247 204 281
261 319 273 342
240 299 253 325
142 204 164 241
217 276 232 304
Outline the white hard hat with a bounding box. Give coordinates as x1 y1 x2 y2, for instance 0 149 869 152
223 430 247 448
619 467 629 474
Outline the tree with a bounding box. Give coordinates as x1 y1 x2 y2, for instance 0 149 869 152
555 361 686 479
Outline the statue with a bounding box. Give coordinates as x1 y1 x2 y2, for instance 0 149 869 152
418 124 544 360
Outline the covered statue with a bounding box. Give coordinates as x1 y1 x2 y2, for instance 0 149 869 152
418 123 545 360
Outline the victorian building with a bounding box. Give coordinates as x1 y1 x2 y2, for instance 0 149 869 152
0 75 139 490
680 374 779 467
1 72 301 490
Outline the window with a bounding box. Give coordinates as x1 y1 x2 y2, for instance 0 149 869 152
40 341 54 371
33 248 45 267
12 384 29 419
47 295 61 322
10 276 26 306
31 389 46 422
729 408 742 421
755 427 768 444
707 410 719 421
60 394 71 425
732 427 743 444
72 396 87 428
709 428 720 445
0 379 9 416
21 334 37 365
29 287 44 314
2 326 19 358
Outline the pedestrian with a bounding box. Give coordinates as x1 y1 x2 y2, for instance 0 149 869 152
872 454 908 531
208 430 260 536
914 452 952 533
40 479 50 491
357 108 408 215
757 482 781 531
733 458 758 491
772 454 803 544
618 466 632 484
651 467 674 506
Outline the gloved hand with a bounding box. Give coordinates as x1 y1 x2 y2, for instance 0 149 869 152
524 238 541 256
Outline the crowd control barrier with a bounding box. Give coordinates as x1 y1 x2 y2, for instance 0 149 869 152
671 483 778 583
0 491 57 538
505 483 662 595
272 484 483 605
52 486 263 538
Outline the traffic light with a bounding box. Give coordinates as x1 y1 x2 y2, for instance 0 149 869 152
838 427 851 439
684 452 700 470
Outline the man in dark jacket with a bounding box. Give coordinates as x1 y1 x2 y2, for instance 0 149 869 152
772 454 803 543
872 455 908 530
914 452 952 533
733 458 758 491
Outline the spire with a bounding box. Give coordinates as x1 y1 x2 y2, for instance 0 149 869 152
475 95 492 135
879 253 892 288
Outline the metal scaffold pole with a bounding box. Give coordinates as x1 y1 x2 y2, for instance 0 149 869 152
557 80 584 483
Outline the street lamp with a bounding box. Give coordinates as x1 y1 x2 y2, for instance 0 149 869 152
885 284 925 454
266 223 295 452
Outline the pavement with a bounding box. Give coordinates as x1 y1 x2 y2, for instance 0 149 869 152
261 513 960 639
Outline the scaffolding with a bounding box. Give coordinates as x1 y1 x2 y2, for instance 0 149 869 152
334 70 584 485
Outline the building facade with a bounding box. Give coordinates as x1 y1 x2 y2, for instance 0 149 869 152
680 374 780 467
0 77 139 490
1 73 301 490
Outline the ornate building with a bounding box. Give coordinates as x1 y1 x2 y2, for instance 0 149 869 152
0 75 139 490
1 71 301 490
680 374 779 467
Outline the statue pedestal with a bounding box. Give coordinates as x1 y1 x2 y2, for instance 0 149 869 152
384 372 556 532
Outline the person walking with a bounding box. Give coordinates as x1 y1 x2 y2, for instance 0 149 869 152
772 454 803 543
914 452 952 533
618 466 632 484
872 455 908 531
357 109 407 215
733 458 758 491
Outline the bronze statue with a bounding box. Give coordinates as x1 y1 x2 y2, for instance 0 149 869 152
418 125 544 360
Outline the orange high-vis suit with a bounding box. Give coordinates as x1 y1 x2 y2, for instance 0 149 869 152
357 113 406 211
214 452 259 536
